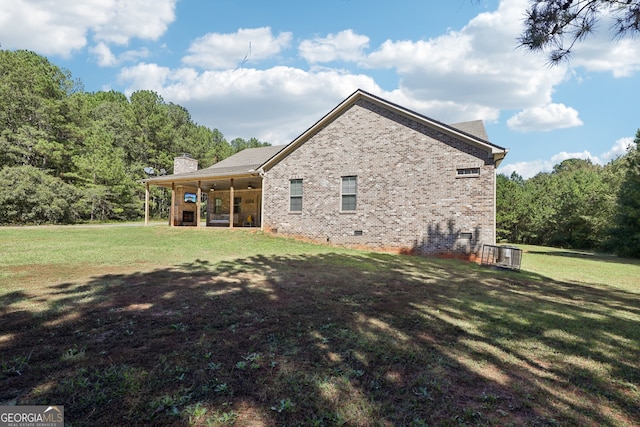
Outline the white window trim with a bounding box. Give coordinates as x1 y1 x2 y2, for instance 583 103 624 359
289 178 303 213
340 175 357 212
456 167 481 178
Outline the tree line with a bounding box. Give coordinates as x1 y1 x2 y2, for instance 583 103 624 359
0 50 269 224
497 131 640 257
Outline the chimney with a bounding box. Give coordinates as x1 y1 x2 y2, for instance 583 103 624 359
174 153 198 174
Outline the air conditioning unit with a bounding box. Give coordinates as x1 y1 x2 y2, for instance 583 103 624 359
481 244 522 271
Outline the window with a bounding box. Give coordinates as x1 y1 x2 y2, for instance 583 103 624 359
233 196 241 214
456 167 480 177
341 176 357 211
214 197 222 214
290 179 303 212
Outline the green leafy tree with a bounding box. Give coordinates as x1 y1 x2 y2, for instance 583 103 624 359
193 127 233 168
498 158 620 249
129 90 175 174
518 0 640 63
0 51 265 224
83 91 134 159
496 172 530 243
72 128 139 221
610 130 640 257
0 50 80 174
0 166 87 224
522 172 559 245
546 159 611 248
62 91 141 221
230 137 271 153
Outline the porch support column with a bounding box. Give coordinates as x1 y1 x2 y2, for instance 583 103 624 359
144 183 150 226
196 181 202 228
170 183 176 227
229 178 234 229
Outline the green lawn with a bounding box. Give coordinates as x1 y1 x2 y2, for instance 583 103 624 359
1 225 638 426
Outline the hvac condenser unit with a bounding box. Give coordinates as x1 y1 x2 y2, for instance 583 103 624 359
481 244 523 271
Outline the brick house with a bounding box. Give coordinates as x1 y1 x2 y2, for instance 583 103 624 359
143 89 508 257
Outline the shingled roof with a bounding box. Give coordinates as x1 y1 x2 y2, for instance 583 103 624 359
449 120 489 141
200 145 285 176
143 145 285 185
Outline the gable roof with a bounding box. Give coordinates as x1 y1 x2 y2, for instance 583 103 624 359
261 89 508 171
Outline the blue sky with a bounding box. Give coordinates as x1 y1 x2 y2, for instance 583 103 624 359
2 0 639 178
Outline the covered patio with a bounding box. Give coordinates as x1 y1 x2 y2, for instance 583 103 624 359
142 146 285 229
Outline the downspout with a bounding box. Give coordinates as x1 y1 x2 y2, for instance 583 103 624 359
493 168 497 245
258 169 266 231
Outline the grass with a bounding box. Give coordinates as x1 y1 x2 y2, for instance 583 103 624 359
518 244 639 291
0 225 638 426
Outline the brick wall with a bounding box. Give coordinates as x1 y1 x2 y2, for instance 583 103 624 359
263 99 497 257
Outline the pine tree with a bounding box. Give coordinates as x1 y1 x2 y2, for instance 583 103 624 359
519 0 640 63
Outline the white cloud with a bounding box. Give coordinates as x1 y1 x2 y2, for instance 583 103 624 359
90 42 118 67
0 0 176 57
360 0 568 123
559 8 640 78
119 48 151 64
182 27 293 70
498 159 554 180
573 38 640 78
498 137 634 179
119 64 381 144
379 90 501 124
115 0 570 144
600 137 633 160
118 62 173 93
116 0 637 152
507 103 583 132
90 43 150 67
0 2 89 56
91 0 176 45
550 150 595 164
547 137 632 166
299 30 369 63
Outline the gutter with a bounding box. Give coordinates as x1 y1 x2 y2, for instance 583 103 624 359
493 149 509 168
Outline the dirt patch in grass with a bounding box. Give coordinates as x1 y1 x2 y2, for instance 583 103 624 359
1 253 639 426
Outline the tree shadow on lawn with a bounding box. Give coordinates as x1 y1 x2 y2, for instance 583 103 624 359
1 253 638 426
